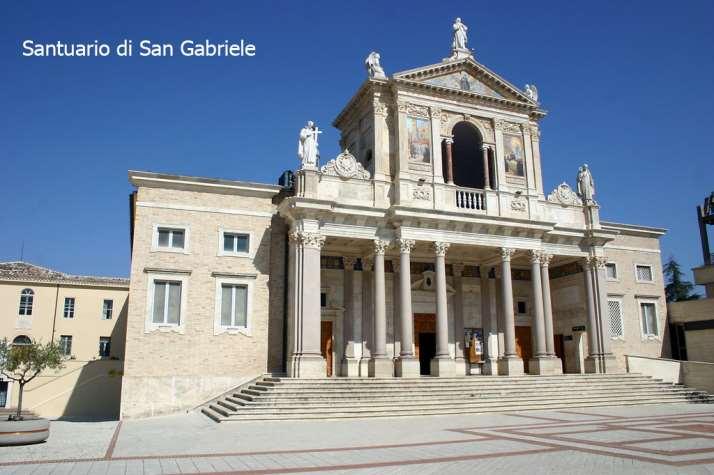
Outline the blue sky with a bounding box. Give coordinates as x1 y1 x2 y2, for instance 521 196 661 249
1 1 712 281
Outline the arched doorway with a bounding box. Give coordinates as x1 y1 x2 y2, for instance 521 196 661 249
451 122 486 189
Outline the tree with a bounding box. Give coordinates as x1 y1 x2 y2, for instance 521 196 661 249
0 338 64 420
663 256 701 302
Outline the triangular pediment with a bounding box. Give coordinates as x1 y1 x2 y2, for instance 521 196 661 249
393 58 537 107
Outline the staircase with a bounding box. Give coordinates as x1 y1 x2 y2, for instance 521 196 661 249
201 373 713 422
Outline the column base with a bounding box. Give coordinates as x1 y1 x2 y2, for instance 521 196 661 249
497 356 525 376
368 357 394 377
430 357 456 377
454 357 468 376
341 357 360 377
585 354 617 374
395 356 420 378
288 354 326 378
528 356 563 375
482 358 499 375
359 357 370 377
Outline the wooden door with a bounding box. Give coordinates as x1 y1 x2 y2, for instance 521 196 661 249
554 334 566 372
320 321 333 377
414 314 436 375
515 326 532 373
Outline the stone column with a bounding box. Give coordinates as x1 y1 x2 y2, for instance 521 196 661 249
583 258 602 373
369 239 393 377
395 239 419 377
481 265 498 375
359 256 373 376
453 263 467 376
287 231 327 378
341 257 360 377
497 247 524 375
444 137 454 185
585 255 615 373
481 144 491 189
528 251 550 374
494 270 505 360
431 241 455 376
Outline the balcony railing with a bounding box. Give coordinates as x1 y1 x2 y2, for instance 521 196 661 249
455 188 486 211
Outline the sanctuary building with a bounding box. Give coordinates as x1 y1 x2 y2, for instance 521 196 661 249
121 20 669 418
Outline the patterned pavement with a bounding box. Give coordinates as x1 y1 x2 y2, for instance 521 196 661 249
2 404 714 474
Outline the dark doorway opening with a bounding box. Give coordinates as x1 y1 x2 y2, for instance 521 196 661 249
418 333 436 375
554 334 566 372
452 122 485 189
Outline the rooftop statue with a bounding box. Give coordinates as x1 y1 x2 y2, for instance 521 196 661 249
577 164 596 204
298 121 321 170
365 51 387 79
525 84 539 103
445 17 473 61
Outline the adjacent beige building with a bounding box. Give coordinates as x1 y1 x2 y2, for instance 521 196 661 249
0 262 128 419
120 22 670 419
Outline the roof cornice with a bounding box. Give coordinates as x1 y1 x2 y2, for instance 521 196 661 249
129 170 281 197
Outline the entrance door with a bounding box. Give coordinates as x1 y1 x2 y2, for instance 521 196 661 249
414 314 436 375
0 381 7 408
554 334 566 372
515 326 532 373
320 321 333 377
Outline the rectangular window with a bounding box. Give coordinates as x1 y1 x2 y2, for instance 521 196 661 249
152 280 182 325
640 302 659 337
0 381 8 408
220 284 248 327
98 337 111 357
635 265 653 282
157 228 185 250
605 263 617 280
607 298 624 338
63 297 75 319
59 335 72 356
321 292 327 308
223 232 250 254
516 300 527 315
102 299 113 319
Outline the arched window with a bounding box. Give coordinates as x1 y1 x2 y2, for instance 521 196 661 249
18 289 34 316
450 122 485 189
12 335 31 345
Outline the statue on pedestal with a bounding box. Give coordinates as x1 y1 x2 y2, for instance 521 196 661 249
445 17 473 61
297 121 321 170
365 51 386 80
525 84 539 103
577 164 596 204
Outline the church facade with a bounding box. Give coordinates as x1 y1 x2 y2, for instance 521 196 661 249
121 20 668 418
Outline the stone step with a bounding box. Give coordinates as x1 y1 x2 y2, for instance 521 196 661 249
260 374 651 385
215 397 695 421
237 389 694 406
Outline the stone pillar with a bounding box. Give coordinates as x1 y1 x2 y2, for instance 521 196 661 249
528 251 550 374
482 144 491 189
495 270 505 360
444 137 454 185
369 239 393 377
453 263 467 376
481 265 498 375
584 255 616 373
341 257 359 377
498 247 524 375
287 231 327 378
395 239 419 377
359 256 373 376
540 253 563 374
431 241 455 376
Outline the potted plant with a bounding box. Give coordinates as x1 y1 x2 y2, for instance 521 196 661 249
0 337 64 445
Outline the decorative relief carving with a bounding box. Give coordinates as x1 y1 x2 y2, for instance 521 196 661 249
397 101 408 114
397 239 416 254
320 149 371 180
406 103 430 118
587 256 608 269
501 121 522 135
290 231 325 250
547 182 581 206
510 196 527 213
412 188 431 200
529 125 540 141
529 250 541 264
433 241 451 257
500 247 515 260
373 99 388 117
343 256 358 270
540 253 553 267
494 119 503 131
374 239 390 255
429 107 441 119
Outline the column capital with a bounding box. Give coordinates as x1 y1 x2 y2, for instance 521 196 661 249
397 238 416 254
481 143 491 152
362 255 374 271
443 136 454 145
500 247 515 261
587 255 608 269
374 239 390 255
343 256 358 270
433 241 451 257
540 253 553 267
289 231 325 250
529 250 541 264
452 262 465 277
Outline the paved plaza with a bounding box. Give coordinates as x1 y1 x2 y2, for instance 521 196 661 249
2 403 714 474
